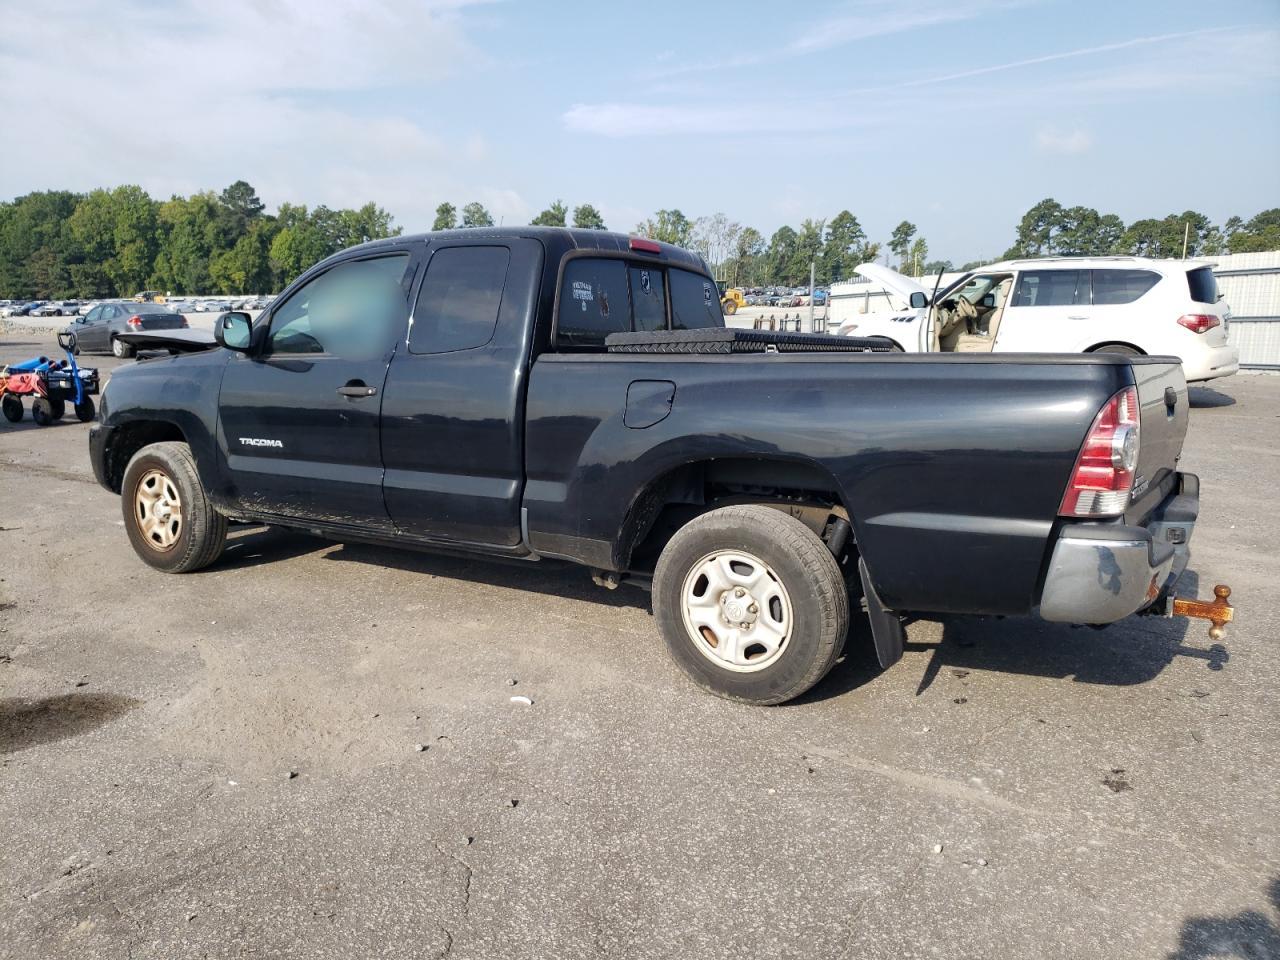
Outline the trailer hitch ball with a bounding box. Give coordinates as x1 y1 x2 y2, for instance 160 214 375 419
1172 584 1234 641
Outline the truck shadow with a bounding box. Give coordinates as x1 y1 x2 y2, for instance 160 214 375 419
321 540 650 611
804 569 1229 702
1188 385 1236 408
0 692 140 755
1166 876 1280 960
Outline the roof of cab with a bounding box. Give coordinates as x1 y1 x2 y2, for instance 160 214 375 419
344 227 710 273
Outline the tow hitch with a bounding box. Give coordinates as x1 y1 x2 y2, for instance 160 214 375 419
1155 584 1235 640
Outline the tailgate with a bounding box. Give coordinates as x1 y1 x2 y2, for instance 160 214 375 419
1126 359 1189 524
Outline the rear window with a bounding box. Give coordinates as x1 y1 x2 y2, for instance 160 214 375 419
629 265 667 332
1012 270 1086 307
556 257 724 347
1091 269 1160 305
557 258 631 347
1187 266 1218 305
670 268 725 329
410 246 510 354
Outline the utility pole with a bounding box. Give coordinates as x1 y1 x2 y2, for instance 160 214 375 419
808 261 816 333
1182 221 1190 259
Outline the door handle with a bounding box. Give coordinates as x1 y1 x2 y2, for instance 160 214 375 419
1067 315 1089 320
337 381 377 398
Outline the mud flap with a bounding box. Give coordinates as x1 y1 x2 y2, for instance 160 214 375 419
858 557 905 669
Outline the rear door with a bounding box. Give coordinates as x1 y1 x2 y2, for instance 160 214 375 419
380 237 543 545
994 268 1089 352
216 248 419 528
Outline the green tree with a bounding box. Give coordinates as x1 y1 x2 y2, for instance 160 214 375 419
432 202 457 231
531 200 568 227
1007 198 1064 258
0 191 83 297
923 259 954 274
461 202 494 228
889 220 916 270
765 225 799 286
1054 206 1125 255
1120 211 1212 258
725 226 765 285
571 203 606 230
67 185 159 296
634 209 693 247
1226 209 1280 253
821 210 867 283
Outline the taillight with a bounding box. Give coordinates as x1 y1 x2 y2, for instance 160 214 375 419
127 314 143 327
1060 386 1140 518
179 316 189 328
1177 313 1220 334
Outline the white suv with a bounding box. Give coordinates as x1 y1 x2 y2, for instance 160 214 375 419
833 257 1239 382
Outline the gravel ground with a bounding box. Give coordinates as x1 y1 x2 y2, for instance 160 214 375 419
1 329 1277 960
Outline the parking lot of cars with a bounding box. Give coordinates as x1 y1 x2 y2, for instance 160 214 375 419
1 326 1277 959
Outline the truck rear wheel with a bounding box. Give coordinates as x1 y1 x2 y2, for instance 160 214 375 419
653 505 849 705
121 441 227 573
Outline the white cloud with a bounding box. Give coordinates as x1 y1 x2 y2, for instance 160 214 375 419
1035 127 1093 155
0 0 517 230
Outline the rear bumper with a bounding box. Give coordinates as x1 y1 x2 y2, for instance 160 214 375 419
1183 343 1238 382
1039 473 1198 624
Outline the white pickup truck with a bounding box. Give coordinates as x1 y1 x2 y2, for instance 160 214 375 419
831 256 1239 383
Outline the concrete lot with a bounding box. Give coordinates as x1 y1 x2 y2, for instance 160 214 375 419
1 328 1277 960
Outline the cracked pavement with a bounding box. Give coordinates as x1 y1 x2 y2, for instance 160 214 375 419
1 331 1278 959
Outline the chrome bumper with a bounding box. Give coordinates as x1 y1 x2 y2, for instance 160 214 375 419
1039 473 1198 624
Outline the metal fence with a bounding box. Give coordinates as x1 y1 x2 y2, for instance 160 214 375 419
1201 252 1280 370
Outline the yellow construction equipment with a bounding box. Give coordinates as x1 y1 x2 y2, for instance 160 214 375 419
716 280 745 316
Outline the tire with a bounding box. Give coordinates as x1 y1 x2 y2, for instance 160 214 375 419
723 299 738 316
1 394 22 423
652 505 849 705
31 397 54 426
74 396 96 422
47 396 66 421
1089 343 1141 356
121 441 227 573
111 337 134 359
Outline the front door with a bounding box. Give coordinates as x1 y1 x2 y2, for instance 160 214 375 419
216 249 418 529
76 306 105 351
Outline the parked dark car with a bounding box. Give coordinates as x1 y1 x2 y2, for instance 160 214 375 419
90 227 1226 705
69 302 187 357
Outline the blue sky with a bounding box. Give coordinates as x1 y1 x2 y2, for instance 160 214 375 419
2 0 1277 262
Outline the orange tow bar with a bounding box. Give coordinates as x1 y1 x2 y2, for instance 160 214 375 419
1172 585 1234 641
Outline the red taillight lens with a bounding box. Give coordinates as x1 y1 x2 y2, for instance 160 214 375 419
1060 386 1141 518
628 236 662 254
127 314 143 327
1177 313 1220 334
180 316 189 328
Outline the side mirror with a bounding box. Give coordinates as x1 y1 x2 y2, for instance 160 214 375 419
909 291 928 309
981 293 996 308
215 311 252 351
75 316 85 324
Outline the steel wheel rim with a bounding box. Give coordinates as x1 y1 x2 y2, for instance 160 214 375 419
134 468 183 551
680 549 794 673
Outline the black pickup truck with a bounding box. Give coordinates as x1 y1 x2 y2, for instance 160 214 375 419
90 227 1230 704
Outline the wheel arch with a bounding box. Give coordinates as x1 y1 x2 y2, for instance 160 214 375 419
616 454 853 572
1086 340 1146 355
101 419 189 493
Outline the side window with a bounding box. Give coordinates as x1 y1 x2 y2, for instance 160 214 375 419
84 306 101 323
669 269 725 330
557 258 630 347
1092 269 1160 305
629 265 667 332
1012 270 1085 307
268 254 409 359
410 246 510 354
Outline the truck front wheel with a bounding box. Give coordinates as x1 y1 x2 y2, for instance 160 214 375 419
121 441 227 573
653 505 849 705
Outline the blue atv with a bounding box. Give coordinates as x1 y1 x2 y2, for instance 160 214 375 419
1 331 100 425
